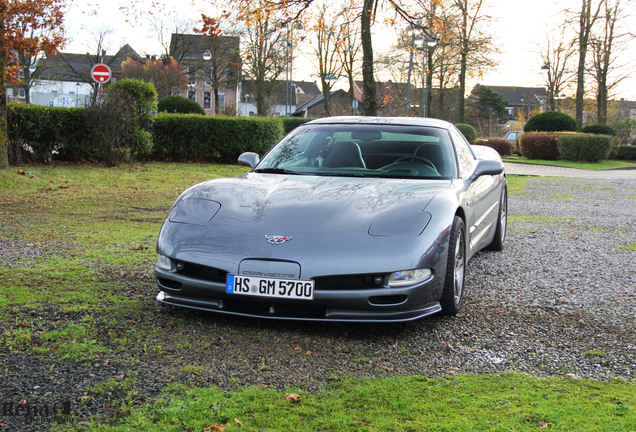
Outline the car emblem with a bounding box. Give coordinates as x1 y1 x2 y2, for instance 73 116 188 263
265 235 292 245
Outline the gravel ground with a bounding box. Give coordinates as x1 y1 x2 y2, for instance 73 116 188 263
1 175 635 430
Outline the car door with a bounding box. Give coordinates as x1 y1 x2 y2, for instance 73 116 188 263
450 128 501 254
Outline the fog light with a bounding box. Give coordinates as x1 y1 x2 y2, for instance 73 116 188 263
176 261 185 271
388 269 432 287
157 254 172 271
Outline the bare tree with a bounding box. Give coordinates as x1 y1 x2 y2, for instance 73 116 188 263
573 0 603 127
588 0 633 124
309 2 346 116
335 4 362 111
540 28 577 111
449 0 497 123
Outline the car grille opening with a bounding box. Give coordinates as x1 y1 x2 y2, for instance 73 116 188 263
368 295 408 306
158 278 182 290
175 261 227 283
314 274 386 290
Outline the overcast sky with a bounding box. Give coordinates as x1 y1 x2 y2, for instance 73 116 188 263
63 0 636 101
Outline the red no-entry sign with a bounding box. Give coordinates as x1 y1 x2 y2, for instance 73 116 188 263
91 63 112 83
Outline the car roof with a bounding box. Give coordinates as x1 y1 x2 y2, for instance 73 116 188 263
305 116 453 130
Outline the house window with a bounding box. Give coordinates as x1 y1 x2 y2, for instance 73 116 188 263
218 93 225 110
7 88 13 97
188 89 196 101
188 66 196 85
18 88 26 98
203 91 211 110
204 66 213 85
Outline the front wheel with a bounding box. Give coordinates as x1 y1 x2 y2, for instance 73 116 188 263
440 216 466 316
487 187 507 251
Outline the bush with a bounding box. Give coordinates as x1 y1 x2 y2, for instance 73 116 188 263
108 79 158 116
524 111 577 133
455 123 477 143
557 134 613 162
104 79 158 164
519 133 561 160
615 145 636 160
87 90 138 166
158 95 205 115
7 104 90 164
580 124 616 136
152 114 284 162
474 138 515 156
281 117 313 135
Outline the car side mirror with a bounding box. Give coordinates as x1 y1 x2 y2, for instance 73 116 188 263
238 152 260 169
471 159 504 179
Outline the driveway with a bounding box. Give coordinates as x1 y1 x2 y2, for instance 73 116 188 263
504 162 636 179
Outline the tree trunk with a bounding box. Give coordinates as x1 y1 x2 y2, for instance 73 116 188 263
321 80 332 116
0 50 8 168
361 0 377 116
458 51 467 123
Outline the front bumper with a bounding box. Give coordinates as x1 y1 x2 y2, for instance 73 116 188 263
155 268 443 323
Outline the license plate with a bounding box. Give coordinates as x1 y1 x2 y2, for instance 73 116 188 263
226 274 314 300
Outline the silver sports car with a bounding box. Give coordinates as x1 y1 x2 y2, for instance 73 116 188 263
155 117 507 322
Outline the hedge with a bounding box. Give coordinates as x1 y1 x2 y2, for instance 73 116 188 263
473 138 515 156
614 145 636 161
455 123 477 143
7 104 291 165
7 104 91 164
158 95 205 115
524 111 577 132
151 114 284 162
557 134 613 163
519 133 561 160
580 123 616 136
281 117 313 135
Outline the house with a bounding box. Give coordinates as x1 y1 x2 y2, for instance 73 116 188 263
292 89 361 118
29 44 143 108
484 86 548 121
169 33 240 115
240 80 321 117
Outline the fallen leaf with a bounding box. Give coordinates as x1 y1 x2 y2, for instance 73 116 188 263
285 393 301 402
203 424 227 432
17 169 26 175
234 418 242 427
538 421 552 429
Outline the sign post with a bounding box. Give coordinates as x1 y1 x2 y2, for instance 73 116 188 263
90 64 112 84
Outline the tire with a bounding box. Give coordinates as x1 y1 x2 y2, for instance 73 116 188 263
440 216 466 316
487 187 507 251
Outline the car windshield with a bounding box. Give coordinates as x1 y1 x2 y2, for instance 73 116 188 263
255 124 456 179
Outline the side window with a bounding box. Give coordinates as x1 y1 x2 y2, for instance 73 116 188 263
450 128 476 178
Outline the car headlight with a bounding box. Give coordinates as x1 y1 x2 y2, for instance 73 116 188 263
388 269 432 287
157 254 172 271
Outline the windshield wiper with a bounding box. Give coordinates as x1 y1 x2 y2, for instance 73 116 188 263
253 168 299 175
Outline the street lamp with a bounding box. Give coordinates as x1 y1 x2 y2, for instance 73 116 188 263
202 50 212 113
75 82 80 107
422 36 437 118
277 21 303 116
404 27 423 116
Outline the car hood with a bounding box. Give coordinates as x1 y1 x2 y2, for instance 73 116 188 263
179 173 447 232
159 173 452 274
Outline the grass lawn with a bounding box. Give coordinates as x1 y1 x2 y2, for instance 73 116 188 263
503 156 636 171
0 163 632 431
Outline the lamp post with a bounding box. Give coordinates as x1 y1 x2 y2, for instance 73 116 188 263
202 50 212 113
422 36 437 118
404 27 423 116
75 82 80 107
